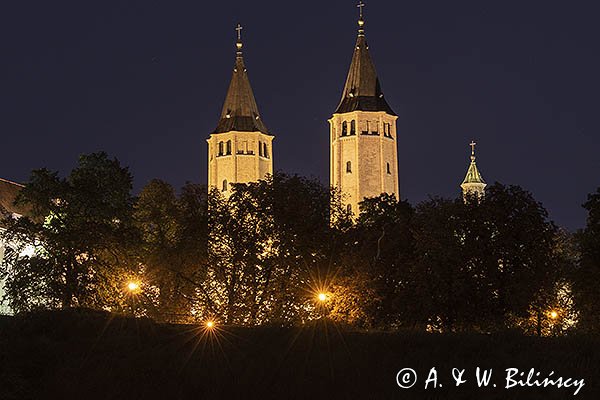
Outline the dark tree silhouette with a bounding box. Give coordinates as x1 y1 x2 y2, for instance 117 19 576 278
408 184 559 332
134 180 208 322
573 187 600 332
0 156 581 334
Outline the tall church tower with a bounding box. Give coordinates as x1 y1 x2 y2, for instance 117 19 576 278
461 141 486 199
207 24 274 195
329 3 399 216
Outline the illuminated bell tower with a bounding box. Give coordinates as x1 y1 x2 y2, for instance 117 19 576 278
461 141 486 200
207 24 274 195
329 3 399 216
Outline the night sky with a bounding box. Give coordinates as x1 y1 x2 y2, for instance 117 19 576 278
1 1 598 231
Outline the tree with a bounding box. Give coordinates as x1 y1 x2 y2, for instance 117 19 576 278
573 187 600 332
204 173 351 325
331 194 415 328
480 184 559 330
408 184 560 333
133 180 208 323
0 152 137 312
410 197 471 331
269 173 348 323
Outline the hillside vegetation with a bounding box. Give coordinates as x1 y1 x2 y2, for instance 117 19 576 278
0 310 598 399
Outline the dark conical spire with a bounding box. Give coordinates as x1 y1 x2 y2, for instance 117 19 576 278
335 3 395 115
213 24 269 134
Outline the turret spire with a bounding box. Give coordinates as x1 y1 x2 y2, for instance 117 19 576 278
213 24 269 134
461 140 486 199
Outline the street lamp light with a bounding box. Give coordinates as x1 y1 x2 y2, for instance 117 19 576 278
206 320 215 329
318 292 327 302
550 310 559 319
127 281 140 292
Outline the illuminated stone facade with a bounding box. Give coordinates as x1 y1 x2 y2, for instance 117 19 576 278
329 111 399 215
207 130 273 194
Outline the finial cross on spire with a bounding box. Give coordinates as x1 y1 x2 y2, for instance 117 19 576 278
357 1 365 19
235 23 243 41
470 141 477 156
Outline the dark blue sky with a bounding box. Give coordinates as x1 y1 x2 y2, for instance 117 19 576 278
1 1 598 230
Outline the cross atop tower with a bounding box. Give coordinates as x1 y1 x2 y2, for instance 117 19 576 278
470 140 477 156
235 23 243 42
357 1 365 20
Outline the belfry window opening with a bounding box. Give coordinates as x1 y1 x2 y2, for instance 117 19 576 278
361 120 380 135
383 123 392 138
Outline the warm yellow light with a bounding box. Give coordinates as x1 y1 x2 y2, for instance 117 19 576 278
206 321 215 329
318 293 327 302
550 310 559 319
127 282 140 292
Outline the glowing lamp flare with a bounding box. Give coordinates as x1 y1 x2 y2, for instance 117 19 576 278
127 281 140 292
550 310 559 319
206 321 215 329
318 293 327 302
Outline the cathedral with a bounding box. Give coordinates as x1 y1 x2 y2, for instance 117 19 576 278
207 4 485 211
0 3 488 313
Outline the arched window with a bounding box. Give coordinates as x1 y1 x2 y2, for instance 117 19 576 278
342 121 348 136
384 123 393 138
222 179 228 192
226 140 232 155
387 162 391 174
218 141 224 156
346 161 352 173
350 120 356 135
259 141 263 157
263 143 268 158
